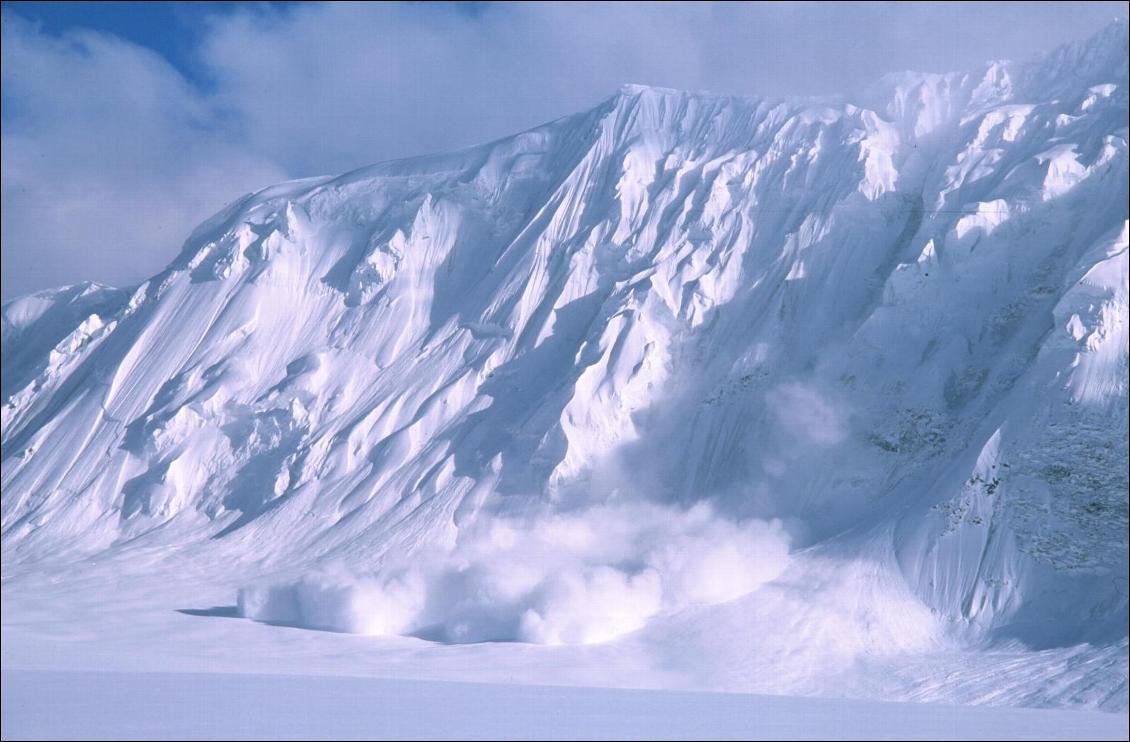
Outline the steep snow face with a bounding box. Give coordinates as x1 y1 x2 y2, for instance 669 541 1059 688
2 21 1128 700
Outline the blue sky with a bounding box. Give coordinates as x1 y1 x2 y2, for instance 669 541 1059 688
3 2 240 82
2 1 1127 298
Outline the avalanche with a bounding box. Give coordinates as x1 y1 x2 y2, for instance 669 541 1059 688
2 18 1128 716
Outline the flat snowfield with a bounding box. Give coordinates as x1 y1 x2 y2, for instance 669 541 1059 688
1 669 1125 741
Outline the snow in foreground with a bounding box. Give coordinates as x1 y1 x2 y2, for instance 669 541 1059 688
3 670 1126 742
3 557 1126 713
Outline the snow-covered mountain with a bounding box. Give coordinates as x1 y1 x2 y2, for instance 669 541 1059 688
3 20 1128 709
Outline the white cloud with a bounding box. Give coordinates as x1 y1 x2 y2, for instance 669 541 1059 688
1 14 285 298
197 3 707 174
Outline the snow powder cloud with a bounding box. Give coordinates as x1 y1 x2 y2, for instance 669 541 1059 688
238 501 791 644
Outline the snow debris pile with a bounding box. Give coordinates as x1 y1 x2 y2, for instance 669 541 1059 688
238 502 791 644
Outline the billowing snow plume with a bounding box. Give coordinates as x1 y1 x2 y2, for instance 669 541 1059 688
239 502 790 644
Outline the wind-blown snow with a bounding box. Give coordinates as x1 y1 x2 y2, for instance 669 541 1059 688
3 19 1128 716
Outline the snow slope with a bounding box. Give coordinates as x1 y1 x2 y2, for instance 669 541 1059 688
3 20 1128 714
